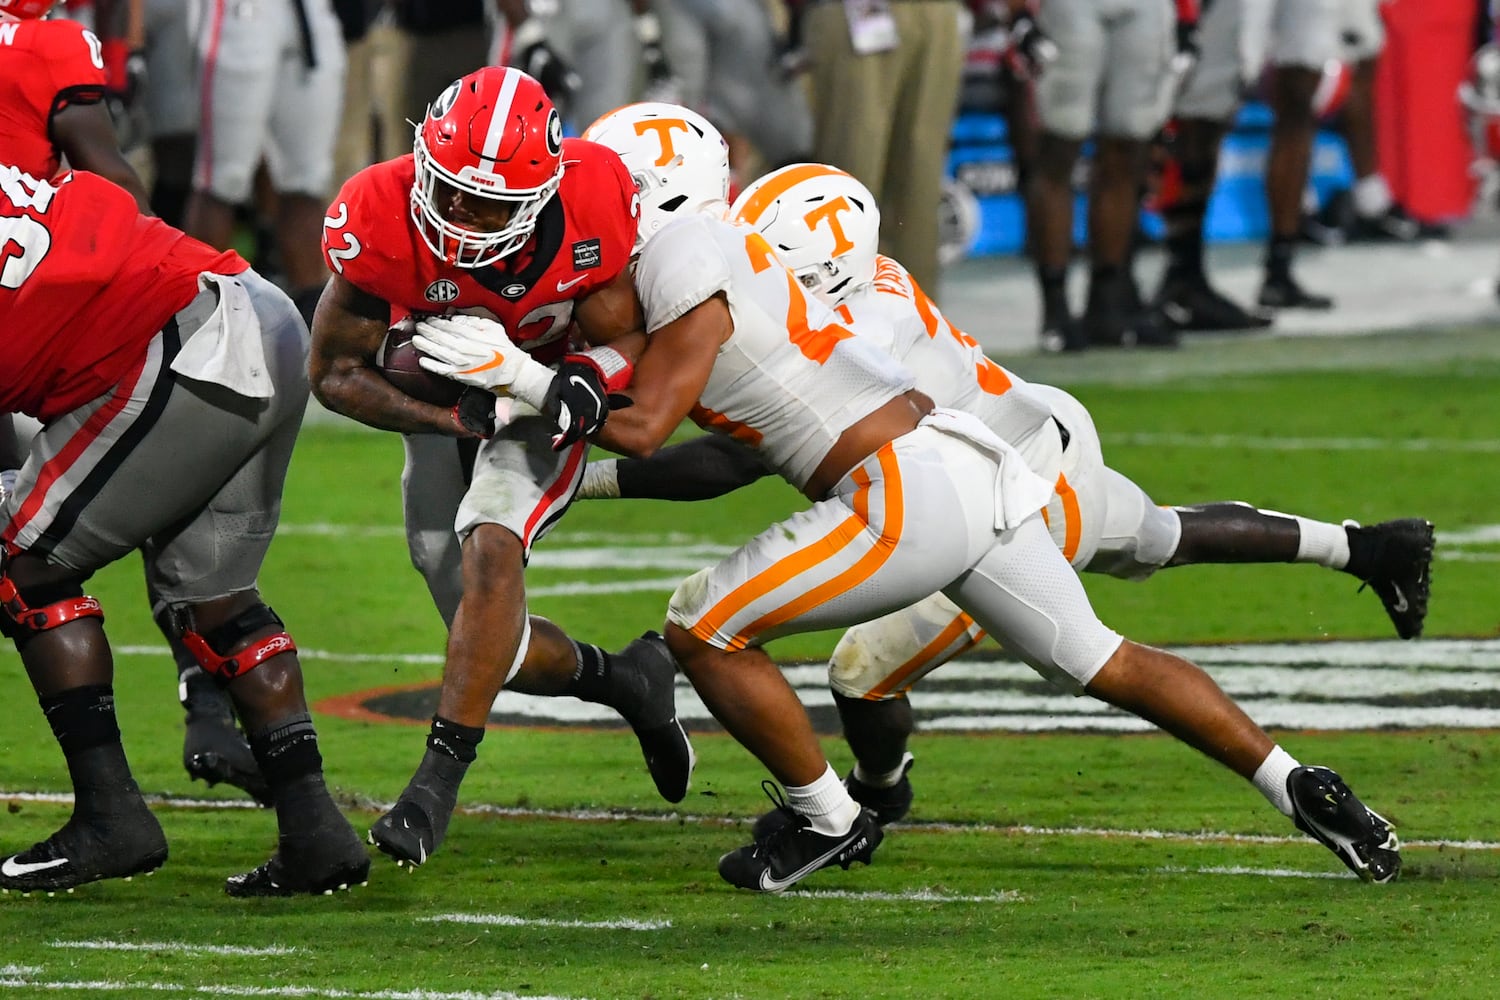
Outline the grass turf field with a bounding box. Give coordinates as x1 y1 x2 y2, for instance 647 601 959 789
2 328 1499 999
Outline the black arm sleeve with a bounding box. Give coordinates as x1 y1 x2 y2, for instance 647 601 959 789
616 434 771 501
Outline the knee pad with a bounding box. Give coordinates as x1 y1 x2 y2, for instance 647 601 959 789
177 602 297 680
0 574 103 647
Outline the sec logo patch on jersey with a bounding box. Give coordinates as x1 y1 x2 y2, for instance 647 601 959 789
424 279 459 303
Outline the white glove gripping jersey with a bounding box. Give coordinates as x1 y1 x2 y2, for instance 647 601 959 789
635 215 915 493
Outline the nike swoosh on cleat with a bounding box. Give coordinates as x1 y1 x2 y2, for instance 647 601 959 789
755 839 855 893
557 275 587 292
2 855 68 878
1389 583 1409 614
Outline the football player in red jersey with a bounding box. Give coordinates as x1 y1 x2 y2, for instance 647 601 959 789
0 0 148 206
0 165 370 897
1 0 275 804
310 67 694 868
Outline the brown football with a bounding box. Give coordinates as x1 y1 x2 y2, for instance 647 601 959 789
377 321 464 408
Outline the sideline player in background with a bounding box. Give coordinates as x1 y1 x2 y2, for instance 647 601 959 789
1 0 270 803
0 166 368 896
183 0 347 327
311 68 693 869
418 102 1401 890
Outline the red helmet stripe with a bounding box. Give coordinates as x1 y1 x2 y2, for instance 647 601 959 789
479 69 522 168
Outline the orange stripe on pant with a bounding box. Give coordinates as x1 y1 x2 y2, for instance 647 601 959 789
866 611 985 700
1054 473 1081 563
693 444 905 650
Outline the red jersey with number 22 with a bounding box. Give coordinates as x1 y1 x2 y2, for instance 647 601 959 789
321 137 639 365
0 168 248 422
0 17 109 180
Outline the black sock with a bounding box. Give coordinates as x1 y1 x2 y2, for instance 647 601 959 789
40 686 140 815
563 642 617 706
1265 235 1297 283
1163 207 1206 281
1036 266 1069 317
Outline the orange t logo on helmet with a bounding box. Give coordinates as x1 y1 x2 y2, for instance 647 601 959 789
633 118 692 167
803 196 856 257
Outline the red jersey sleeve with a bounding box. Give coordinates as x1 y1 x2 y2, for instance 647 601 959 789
558 138 640 289
321 158 423 312
0 19 107 181
39 19 108 107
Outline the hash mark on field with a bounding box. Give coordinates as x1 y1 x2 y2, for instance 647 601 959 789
52 940 300 957
1158 865 1351 880
5 790 1498 853
784 888 1025 903
421 913 670 931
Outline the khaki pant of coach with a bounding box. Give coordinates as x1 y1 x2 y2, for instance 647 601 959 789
803 0 965 297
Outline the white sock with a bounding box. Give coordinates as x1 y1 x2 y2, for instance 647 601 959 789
1353 174 1394 218
1252 746 1301 818
786 764 860 837
1293 517 1351 569
852 751 914 789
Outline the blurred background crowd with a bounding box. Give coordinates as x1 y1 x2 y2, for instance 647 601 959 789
54 0 1500 353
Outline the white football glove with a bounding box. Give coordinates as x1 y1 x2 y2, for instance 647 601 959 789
412 313 554 409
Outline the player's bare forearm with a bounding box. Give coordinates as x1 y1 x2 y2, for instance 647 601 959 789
592 295 730 457
573 270 646 348
308 276 466 437
52 104 150 212
613 435 770 500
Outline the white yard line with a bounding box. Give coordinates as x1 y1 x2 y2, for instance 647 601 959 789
420 914 669 931
1156 866 1350 880
1 789 1494 853
1101 432 1500 453
51 941 301 957
782 888 1025 903
0 977 581 1000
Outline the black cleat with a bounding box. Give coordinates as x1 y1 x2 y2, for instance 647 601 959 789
1287 765 1400 883
752 754 915 841
1081 272 1178 349
1156 273 1274 333
227 814 370 897
1039 310 1088 354
1347 205 1421 244
1344 518 1435 640
184 707 272 806
1257 272 1334 311
368 796 444 869
720 783 882 893
0 812 168 895
611 631 696 803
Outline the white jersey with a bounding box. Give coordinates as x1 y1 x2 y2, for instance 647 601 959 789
837 256 1062 483
636 215 914 492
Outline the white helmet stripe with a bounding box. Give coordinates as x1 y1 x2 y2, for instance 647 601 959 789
479 69 522 168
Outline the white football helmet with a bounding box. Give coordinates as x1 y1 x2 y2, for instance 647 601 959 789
730 163 880 308
582 102 730 254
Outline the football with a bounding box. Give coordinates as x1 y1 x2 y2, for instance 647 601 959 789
377 318 465 408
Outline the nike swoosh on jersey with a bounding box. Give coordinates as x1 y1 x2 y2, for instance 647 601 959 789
557 275 588 292
1 854 69 878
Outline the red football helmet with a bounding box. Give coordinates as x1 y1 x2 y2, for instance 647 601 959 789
411 67 566 268
0 0 58 18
